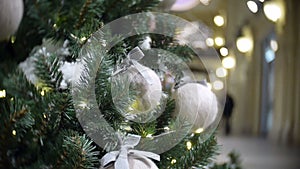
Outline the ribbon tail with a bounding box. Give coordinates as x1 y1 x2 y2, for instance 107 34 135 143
131 60 154 85
128 47 144 61
101 151 119 167
130 150 160 161
115 148 130 169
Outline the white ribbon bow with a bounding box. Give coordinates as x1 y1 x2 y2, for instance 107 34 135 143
112 47 154 85
101 134 160 169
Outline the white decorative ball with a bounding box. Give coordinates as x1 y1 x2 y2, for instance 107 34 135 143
101 155 158 169
0 0 24 41
111 62 162 122
173 83 218 131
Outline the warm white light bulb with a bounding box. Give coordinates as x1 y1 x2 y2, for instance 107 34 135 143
0 90 6 98
146 134 153 138
164 126 170 131
124 126 132 131
214 15 225 27
186 141 192 150
40 90 45 96
247 1 258 13
195 128 204 133
80 37 87 42
222 56 236 69
12 130 17 136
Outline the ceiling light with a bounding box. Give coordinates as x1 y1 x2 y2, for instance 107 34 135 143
215 37 225 46
222 56 236 69
247 1 258 13
206 38 214 47
263 2 282 22
265 48 275 63
270 39 278 51
216 67 228 77
213 80 224 90
236 36 253 53
220 47 229 56
214 15 225 27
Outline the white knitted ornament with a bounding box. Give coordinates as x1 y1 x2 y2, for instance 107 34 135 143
101 155 158 169
173 83 218 131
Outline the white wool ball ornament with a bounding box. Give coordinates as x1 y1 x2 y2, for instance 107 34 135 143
112 62 162 122
101 155 158 169
0 0 24 41
173 83 218 131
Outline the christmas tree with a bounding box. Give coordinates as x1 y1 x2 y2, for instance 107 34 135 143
0 0 240 168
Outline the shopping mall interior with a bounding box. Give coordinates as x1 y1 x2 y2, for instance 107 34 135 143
0 0 299 168
166 0 300 168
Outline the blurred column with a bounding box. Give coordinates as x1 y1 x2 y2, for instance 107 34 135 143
271 0 300 145
225 0 257 135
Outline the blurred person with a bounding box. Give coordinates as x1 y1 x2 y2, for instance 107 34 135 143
223 94 234 135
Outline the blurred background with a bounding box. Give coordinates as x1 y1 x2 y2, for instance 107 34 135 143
1 0 299 168
165 0 300 168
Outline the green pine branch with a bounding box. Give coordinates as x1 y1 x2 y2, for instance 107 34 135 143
3 70 40 101
34 53 63 90
57 133 99 169
209 151 242 169
0 97 34 168
158 133 219 169
0 1 231 168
